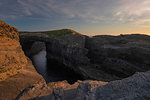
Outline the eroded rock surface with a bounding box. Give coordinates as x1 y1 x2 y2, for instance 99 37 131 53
20 31 150 82
0 59 44 100
0 20 44 100
2 20 150 100
18 80 107 100
85 35 150 80
0 20 27 81
20 71 150 100
19 30 90 82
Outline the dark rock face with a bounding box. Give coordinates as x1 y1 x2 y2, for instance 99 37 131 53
19 32 119 82
46 35 89 76
20 32 89 83
20 32 150 82
30 41 46 56
46 58 84 84
85 34 150 80
19 33 49 57
18 31 150 100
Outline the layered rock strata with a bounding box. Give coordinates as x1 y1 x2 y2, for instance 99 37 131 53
0 20 44 100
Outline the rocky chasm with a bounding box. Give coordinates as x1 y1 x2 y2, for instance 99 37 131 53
20 29 150 82
1 20 150 100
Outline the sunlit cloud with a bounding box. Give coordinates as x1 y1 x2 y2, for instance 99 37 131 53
115 0 150 25
135 19 150 27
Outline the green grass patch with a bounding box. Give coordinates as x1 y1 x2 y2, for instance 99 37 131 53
19 29 73 37
43 29 72 38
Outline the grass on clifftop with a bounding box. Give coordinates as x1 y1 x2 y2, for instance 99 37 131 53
19 29 83 38
43 29 72 38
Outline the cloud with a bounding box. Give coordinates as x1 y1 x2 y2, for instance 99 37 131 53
118 0 150 16
1 0 150 26
0 0 118 22
45 0 118 22
114 0 150 24
134 19 150 27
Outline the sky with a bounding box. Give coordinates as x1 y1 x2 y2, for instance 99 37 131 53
0 0 150 36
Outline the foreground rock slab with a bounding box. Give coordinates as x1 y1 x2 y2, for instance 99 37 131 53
20 71 150 100
18 80 107 100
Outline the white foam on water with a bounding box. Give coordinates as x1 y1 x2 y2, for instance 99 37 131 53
32 50 47 76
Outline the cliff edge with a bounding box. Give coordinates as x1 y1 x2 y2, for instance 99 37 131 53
0 20 27 81
0 20 44 100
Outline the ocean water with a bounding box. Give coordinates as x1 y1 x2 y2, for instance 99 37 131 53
32 50 47 77
32 50 83 84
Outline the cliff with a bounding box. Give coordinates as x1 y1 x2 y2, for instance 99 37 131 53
19 30 150 82
0 20 27 81
0 20 44 100
18 35 150 99
85 34 150 79
18 30 150 100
